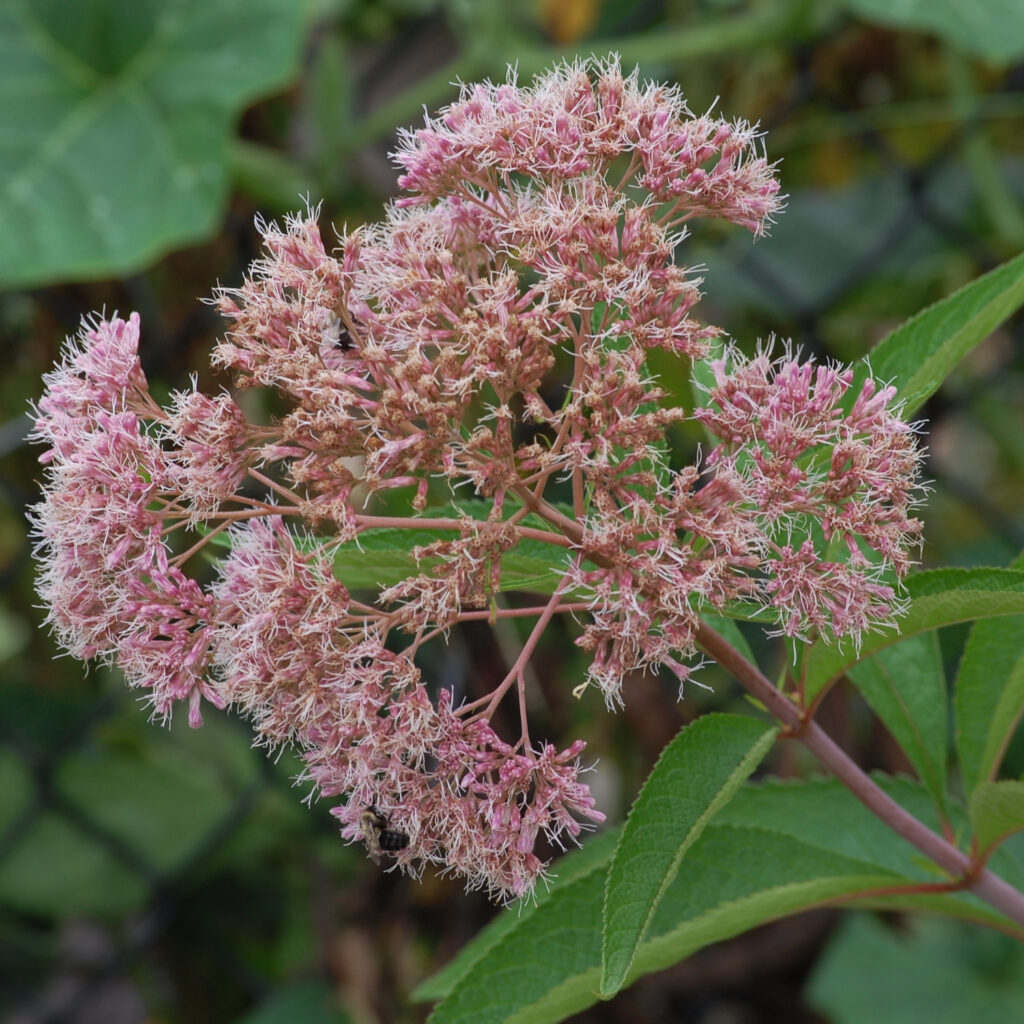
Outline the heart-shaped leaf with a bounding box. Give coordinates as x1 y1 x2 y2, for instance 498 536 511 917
0 0 317 287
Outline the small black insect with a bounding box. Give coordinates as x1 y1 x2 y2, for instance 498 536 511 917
359 807 410 862
324 316 356 352
335 325 354 351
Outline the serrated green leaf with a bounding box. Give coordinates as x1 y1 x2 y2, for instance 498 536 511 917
332 525 452 590
715 775 935 872
428 856 606 1024
333 532 565 593
427 776 1016 1023
836 0 1024 62
631 826 900 980
412 830 619 1003
801 568 1024 706
0 0 317 287
848 632 948 814
719 775 1024 921
808 914 1024 1024
970 781 1024 855
600 713 777 996
430 827 897 1024
956 553 1024 798
854 249 1024 416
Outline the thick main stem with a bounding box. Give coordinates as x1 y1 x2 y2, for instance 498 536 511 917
695 621 1024 931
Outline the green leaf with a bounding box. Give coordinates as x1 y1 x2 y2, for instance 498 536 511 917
719 774 1024 921
970 781 1024 855
0 0 317 287
809 914 1024 1024
0 698 287 919
688 336 728 448
333 502 576 593
836 0 1024 62
228 140 316 210
801 568 1024 706
0 811 149 917
332 525 454 591
412 830 619 1003
715 776 935 874
956 553 1024 798
430 829 896 1024
54 743 239 875
600 714 776 997
857 249 1024 416
848 632 948 814
427 853 607 1024
426 777 1012 1023
0 744 33 834
700 613 757 666
0 606 30 662
305 32 354 186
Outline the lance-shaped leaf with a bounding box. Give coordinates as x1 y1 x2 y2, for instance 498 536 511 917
411 831 619 1004
852 238 1024 416
970 782 1024 856
600 713 777 997
430 828 898 1024
801 568 1024 705
848 632 948 814
332 524 573 594
956 552 1024 798
423 777 1022 1023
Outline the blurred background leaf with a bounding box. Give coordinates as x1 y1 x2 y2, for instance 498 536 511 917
808 913 1024 1023
836 0 1024 62
0 0 322 287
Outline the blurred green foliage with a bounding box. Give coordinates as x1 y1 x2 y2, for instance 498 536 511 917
808 913 1024 1023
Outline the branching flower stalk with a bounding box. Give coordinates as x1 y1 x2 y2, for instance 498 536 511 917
32 56 983 909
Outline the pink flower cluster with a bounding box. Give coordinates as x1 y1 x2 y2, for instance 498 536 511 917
29 58 922 898
694 347 923 642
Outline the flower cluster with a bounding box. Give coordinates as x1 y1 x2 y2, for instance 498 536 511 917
30 58 922 899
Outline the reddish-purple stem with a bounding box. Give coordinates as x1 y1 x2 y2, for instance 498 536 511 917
472 574 574 725
695 620 1024 931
